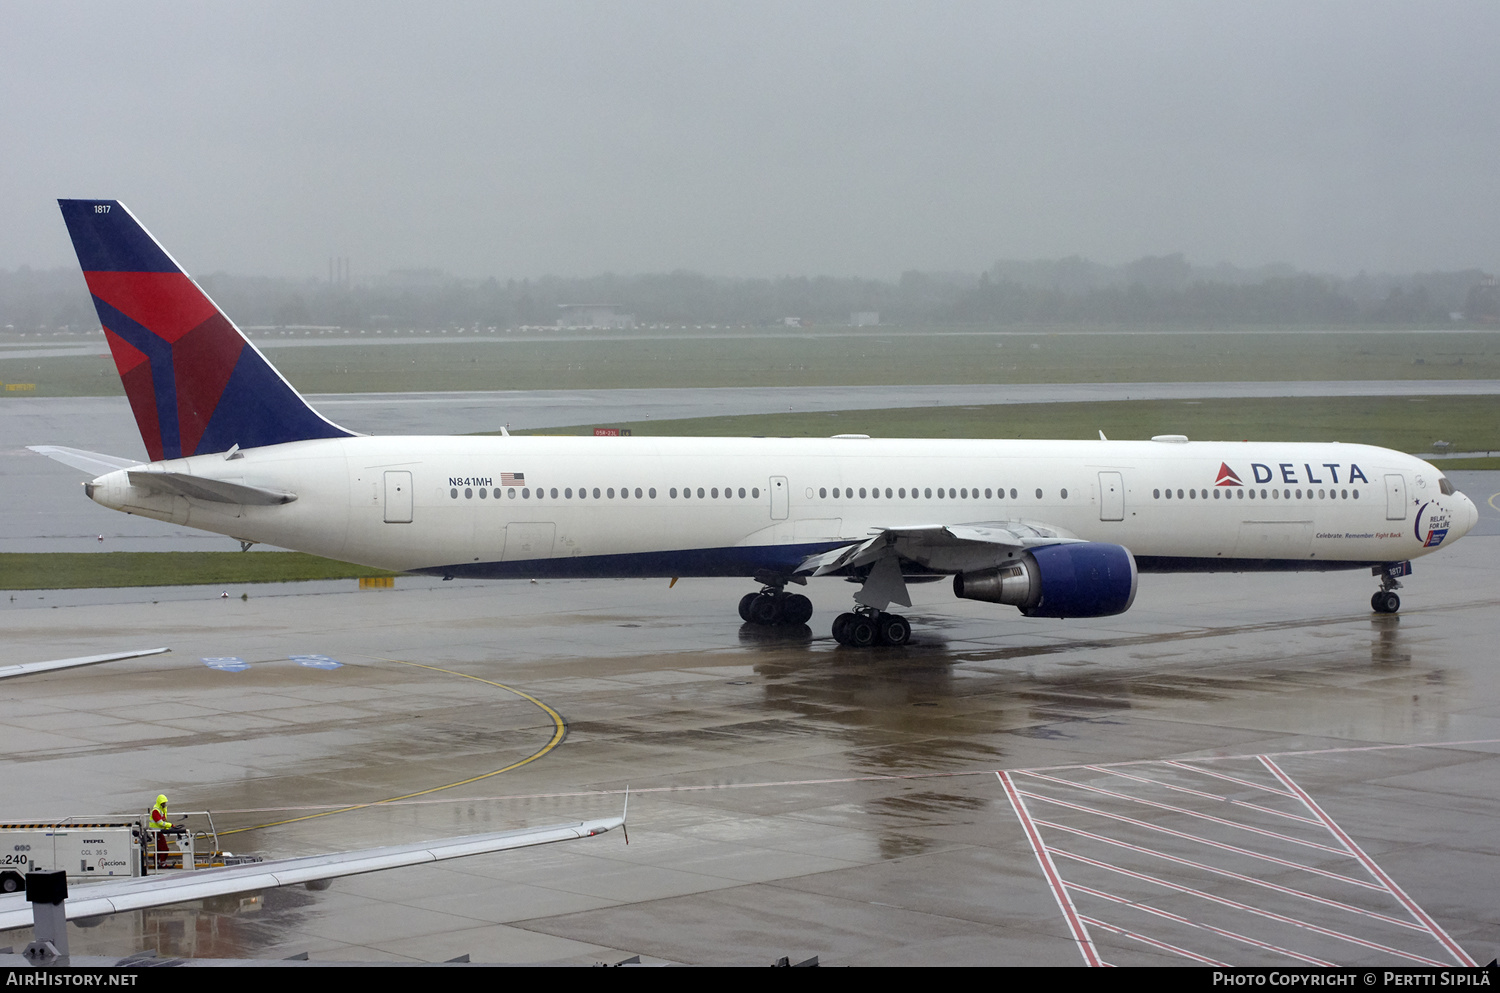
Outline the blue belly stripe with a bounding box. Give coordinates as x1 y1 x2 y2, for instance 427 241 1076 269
414 541 850 580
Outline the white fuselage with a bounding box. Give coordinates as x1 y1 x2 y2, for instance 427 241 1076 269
84 435 1478 581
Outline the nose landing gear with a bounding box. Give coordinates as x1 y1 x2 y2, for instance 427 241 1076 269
1371 561 1411 614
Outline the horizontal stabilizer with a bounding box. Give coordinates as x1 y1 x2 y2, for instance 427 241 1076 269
0 817 623 930
0 648 170 682
27 446 140 476
127 470 297 506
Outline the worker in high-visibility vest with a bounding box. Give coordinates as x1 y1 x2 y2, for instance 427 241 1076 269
150 794 173 832
148 794 183 862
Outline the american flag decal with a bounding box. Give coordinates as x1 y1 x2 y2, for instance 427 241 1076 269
501 472 525 486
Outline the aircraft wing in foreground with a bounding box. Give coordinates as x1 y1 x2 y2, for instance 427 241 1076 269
0 648 170 682
0 816 624 931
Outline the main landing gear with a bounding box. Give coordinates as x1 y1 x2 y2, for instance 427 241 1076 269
739 587 814 626
831 607 911 647
1370 561 1410 615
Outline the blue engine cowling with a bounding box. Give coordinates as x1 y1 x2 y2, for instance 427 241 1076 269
952 542 1138 618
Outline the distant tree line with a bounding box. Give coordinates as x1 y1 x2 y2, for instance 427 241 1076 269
2 254 1495 332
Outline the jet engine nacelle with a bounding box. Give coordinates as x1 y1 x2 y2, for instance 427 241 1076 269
952 542 1138 618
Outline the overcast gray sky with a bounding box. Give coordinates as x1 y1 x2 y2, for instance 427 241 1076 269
3 1 1497 280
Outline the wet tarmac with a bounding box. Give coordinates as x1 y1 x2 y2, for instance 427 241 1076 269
1 535 1497 965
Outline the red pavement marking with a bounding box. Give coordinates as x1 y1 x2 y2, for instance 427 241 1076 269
1165 759 1298 797
1050 846 1449 966
1033 815 1423 930
998 771 1102 967
1019 792 1382 890
1016 769 1353 856
1078 914 1229 966
1070 882 1337 966
1258 755 1479 968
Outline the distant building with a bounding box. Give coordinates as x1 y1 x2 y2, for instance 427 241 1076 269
557 304 636 329
782 317 804 327
850 311 879 327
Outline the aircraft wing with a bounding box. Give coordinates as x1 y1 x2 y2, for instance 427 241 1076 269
0 648 170 681
796 521 1080 578
0 817 624 931
26 446 140 476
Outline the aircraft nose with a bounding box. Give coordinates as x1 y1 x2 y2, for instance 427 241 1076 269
1453 491 1479 539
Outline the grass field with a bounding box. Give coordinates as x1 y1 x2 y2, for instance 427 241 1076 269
0 552 396 591
5 327 1500 396
512 394 1500 456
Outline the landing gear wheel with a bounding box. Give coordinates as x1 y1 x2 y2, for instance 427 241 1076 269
0 872 22 894
847 615 878 648
1371 591 1400 614
738 592 761 622
879 613 911 646
749 595 783 625
783 594 813 625
832 612 855 645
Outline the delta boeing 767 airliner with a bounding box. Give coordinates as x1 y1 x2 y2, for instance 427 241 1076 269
32 200 1479 647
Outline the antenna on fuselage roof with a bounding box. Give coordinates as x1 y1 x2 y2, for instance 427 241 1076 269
1099 430 1107 441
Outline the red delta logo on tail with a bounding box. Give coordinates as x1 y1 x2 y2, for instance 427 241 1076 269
57 200 351 461
1214 463 1243 487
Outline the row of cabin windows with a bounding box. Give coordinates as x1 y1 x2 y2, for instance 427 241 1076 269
1153 486 1362 501
450 486 761 501
449 484 1069 502
814 486 1064 501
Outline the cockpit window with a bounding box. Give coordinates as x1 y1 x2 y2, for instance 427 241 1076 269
1438 477 1455 495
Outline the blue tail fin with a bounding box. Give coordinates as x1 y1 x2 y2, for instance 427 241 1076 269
57 200 353 460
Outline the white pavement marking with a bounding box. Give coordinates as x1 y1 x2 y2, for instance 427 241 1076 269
997 771 1102 967
1258 755 1479 967
1070 883 1336 966
1002 757 1479 967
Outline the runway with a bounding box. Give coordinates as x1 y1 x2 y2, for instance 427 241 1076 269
1 536 1496 964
